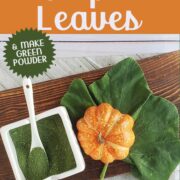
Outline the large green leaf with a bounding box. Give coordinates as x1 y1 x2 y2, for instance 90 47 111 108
130 95 180 180
61 79 96 125
60 58 180 180
89 58 152 116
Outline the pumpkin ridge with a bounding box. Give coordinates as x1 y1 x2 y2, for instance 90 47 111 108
78 132 97 144
101 145 115 163
84 106 99 131
106 130 135 148
77 119 97 135
88 146 98 156
84 117 99 133
119 114 134 130
96 103 113 131
106 141 129 151
104 113 124 138
79 133 100 154
90 144 104 160
106 141 129 160
78 132 97 142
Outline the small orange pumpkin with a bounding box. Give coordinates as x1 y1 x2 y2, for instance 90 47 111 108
77 103 135 164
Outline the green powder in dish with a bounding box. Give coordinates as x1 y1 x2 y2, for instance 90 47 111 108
27 147 49 180
10 114 76 180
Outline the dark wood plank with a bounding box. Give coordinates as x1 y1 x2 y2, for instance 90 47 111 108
0 51 179 180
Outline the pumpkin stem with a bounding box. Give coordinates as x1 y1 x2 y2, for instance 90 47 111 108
98 133 105 144
100 164 108 180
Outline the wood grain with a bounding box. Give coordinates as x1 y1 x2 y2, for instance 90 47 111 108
0 51 179 180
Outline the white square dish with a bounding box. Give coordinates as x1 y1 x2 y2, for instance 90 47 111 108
0 106 85 180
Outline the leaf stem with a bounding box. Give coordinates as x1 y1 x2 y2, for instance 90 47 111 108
100 164 109 180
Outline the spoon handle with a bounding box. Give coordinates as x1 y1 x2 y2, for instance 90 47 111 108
23 78 44 150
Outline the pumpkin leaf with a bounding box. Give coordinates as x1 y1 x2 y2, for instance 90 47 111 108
61 79 96 125
60 59 180 180
129 95 180 180
89 58 152 116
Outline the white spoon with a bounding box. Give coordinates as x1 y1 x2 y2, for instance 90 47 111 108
23 78 45 151
23 78 49 179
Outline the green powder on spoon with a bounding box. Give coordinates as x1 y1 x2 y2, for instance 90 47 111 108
27 147 49 180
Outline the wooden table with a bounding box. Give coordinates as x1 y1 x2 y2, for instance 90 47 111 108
0 51 179 179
